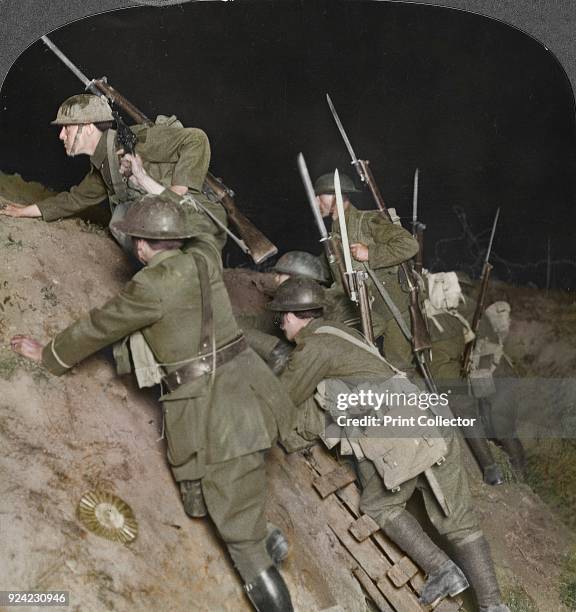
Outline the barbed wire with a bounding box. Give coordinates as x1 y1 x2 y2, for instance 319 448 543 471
426 206 576 288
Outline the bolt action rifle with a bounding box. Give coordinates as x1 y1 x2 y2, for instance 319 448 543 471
326 95 434 372
461 208 500 376
297 154 375 344
41 35 278 264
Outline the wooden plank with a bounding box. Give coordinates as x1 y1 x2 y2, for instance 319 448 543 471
387 556 419 588
375 576 424 612
313 465 356 498
353 566 395 612
327 520 390 582
431 598 463 611
308 444 339 476
409 572 425 595
350 514 380 542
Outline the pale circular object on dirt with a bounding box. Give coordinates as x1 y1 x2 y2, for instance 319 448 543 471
77 490 138 544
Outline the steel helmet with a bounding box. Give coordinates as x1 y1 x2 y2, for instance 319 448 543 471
267 277 325 312
314 172 360 195
51 94 114 125
110 194 200 240
272 251 330 284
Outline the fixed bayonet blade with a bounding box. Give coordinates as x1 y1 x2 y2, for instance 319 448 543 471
412 168 419 233
485 207 500 264
297 153 329 242
334 169 357 301
41 35 93 89
326 94 360 165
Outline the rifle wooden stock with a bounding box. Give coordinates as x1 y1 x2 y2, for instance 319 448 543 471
413 225 425 274
356 274 375 344
355 158 432 354
202 175 277 263
409 289 432 353
92 80 278 264
461 262 493 375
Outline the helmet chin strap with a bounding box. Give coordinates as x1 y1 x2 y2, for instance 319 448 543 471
69 124 84 155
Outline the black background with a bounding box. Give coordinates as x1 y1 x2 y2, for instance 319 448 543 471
1 0 575 286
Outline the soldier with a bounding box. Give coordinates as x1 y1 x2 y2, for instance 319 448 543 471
10 193 295 612
471 302 526 476
0 94 226 251
313 172 419 371
424 271 504 485
240 250 329 374
268 277 510 612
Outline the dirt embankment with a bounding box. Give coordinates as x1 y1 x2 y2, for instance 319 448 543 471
0 174 574 611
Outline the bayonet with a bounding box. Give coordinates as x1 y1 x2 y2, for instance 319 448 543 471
411 168 426 273
461 208 501 375
334 169 357 302
326 94 360 167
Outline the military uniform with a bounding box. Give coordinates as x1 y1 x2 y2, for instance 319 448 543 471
424 278 504 486
37 121 227 251
279 315 479 538
41 234 296 584
325 204 419 370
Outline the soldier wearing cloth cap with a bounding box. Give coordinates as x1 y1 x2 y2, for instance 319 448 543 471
1 94 226 251
313 173 419 372
10 191 295 611
268 276 510 612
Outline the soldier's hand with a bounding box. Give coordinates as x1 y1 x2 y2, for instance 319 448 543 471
0 203 42 218
350 243 369 262
121 153 165 195
10 335 43 362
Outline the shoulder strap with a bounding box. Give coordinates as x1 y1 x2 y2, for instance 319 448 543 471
106 129 128 201
313 325 404 375
191 253 214 357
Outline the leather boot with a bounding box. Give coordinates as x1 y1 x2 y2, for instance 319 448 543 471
453 535 505 610
465 438 504 485
244 566 294 612
498 438 526 477
266 524 289 565
383 510 468 605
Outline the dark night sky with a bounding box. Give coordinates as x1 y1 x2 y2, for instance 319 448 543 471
1 0 575 288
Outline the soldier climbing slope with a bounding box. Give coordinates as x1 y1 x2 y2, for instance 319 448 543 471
0 94 227 252
424 271 505 486
268 276 510 612
313 172 420 372
10 193 295 612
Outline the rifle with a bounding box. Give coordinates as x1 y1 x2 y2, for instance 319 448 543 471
41 35 277 264
334 169 375 344
461 208 500 376
411 168 426 274
325 95 432 359
297 154 374 343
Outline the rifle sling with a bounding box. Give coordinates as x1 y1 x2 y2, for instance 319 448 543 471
363 265 412 342
106 129 128 202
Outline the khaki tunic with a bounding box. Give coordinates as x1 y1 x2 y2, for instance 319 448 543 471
279 317 479 540
325 204 419 369
36 124 227 249
42 241 295 477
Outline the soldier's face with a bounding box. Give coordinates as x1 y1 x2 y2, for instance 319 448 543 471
280 312 299 341
59 124 83 156
316 194 336 218
274 273 291 286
